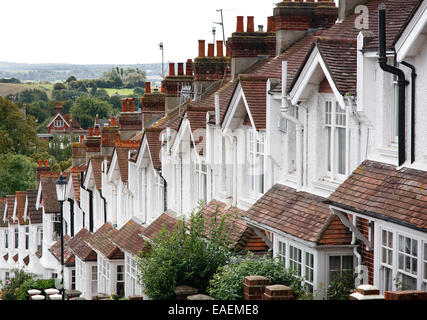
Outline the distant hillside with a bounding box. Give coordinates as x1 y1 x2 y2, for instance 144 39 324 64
0 62 168 83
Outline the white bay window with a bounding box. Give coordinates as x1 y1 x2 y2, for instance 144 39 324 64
247 130 265 196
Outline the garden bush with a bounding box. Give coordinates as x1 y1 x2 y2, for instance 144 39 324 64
207 254 306 300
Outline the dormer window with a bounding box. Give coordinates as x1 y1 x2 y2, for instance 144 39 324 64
54 119 64 127
247 130 265 196
325 99 347 179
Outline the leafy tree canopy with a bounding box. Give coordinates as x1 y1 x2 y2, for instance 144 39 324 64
0 153 36 197
70 95 113 129
17 88 48 104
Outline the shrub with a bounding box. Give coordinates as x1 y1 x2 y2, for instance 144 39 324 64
16 278 56 300
326 270 356 300
0 269 35 300
137 203 234 300
207 254 306 300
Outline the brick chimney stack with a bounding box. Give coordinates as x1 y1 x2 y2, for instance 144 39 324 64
228 16 276 78
186 59 193 76
54 102 64 115
162 60 194 114
198 40 206 57
119 97 142 140
36 160 51 185
207 43 215 57
217 41 224 57
273 0 338 55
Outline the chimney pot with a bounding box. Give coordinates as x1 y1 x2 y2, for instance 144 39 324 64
145 82 151 94
258 25 264 32
169 63 175 76
216 40 224 57
267 16 275 32
89 127 93 136
247 16 255 32
129 98 135 112
80 135 84 143
198 40 206 57
236 16 244 32
38 160 42 167
226 45 231 57
44 160 48 167
94 127 100 136
208 43 215 57
121 98 128 112
186 59 193 76
177 63 184 75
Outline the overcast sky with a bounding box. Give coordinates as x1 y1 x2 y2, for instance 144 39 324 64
0 0 286 65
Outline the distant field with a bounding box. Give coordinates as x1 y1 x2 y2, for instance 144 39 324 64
104 88 134 96
0 82 52 98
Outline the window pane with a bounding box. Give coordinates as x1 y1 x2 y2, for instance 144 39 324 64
388 232 393 248
342 256 353 270
382 230 387 246
399 235 404 252
329 256 340 271
412 239 417 257
327 127 332 172
337 127 346 175
401 274 417 290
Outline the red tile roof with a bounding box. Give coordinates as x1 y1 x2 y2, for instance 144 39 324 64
145 128 163 170
23 255 30 266
239 75 269 130
39 172 70 214
5 195 15 224
13 254 18 262
15 191 27 225
143 212 178 241
49 235 75 266
68 228 97 261
89 157 103 190
317 39 357 95
115 139 141 183
244 184 351 245
111 219 147 256
327 160 427 231
202 200 268 252
321 0 422 51
85 223 124 259
26 190 42 224
70 166 86 202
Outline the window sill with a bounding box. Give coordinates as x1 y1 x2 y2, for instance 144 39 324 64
377 145 398 159
282 172 297 183
312 178 341 193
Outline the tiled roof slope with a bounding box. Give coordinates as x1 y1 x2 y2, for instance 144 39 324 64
145 128 163 170
49 235 75 266
244 184 351 245
143 212 178 240
0 198 7 227
253 35 316 92
68 228 97 261
112 219 146 256
70 166 86 202
85 223 124 259
240 75 268 130
89 157 103 190
202 200 268 252
321 0 421 50
317 39 358 95
5 195 15 223
26 190 42 224
15 191 27 225
39 172 68 213
327 160 427 231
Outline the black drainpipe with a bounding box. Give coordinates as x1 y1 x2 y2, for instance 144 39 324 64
400 60 416 164
99 190 108 224
80 171 94 232
378 4 408 167
158 171 167 212
68 198 75 237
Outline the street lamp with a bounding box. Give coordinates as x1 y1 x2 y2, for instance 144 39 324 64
55 174 68 301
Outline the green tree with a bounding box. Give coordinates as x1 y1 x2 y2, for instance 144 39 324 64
93 88 110 101
52 89 84 102
137 204 233 300
70 95 113 129
0 97 46 156
65 75 77 83
53 82 67 91
17 88 48 103
26 100 50 123
0 154 36 197
48 134 72 163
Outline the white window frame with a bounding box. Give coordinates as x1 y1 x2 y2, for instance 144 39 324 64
327 255 354 284
54 120 64 128
4 230 8 249
247 129 265 197
397 234 418 290
25 226 29 250
91 265 98 295
14 227 19 249
195 161 208 204
126 255 140 296
380 228 394 292
324 97 347 181
155 173 164 215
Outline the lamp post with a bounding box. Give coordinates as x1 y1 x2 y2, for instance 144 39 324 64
158 42 164 80
55 174 68 301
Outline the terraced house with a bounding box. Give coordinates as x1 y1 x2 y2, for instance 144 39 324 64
0 0 426 300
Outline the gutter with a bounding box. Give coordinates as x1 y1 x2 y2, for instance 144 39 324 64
158 170 168 212
400 60 416 163
378 4 408 167
67 198 74 237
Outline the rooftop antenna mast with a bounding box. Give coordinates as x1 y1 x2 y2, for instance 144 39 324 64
214 9 226 49
158 42 164 79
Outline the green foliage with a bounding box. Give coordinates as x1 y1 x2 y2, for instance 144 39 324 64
0 269 35 300
0 153 36 197
65 75 77 83
326 270 356 300
0 97 46 156
16 278 56 300
207 254 306 300
48 134 72 163
137 204 233 300
26 100 50 123
133 87 145 96
53 82 67 91
52 89 84 102
101 67 146 89
17 88 48 103
109 95 123 111
70 95 113 129
93 88 110 101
